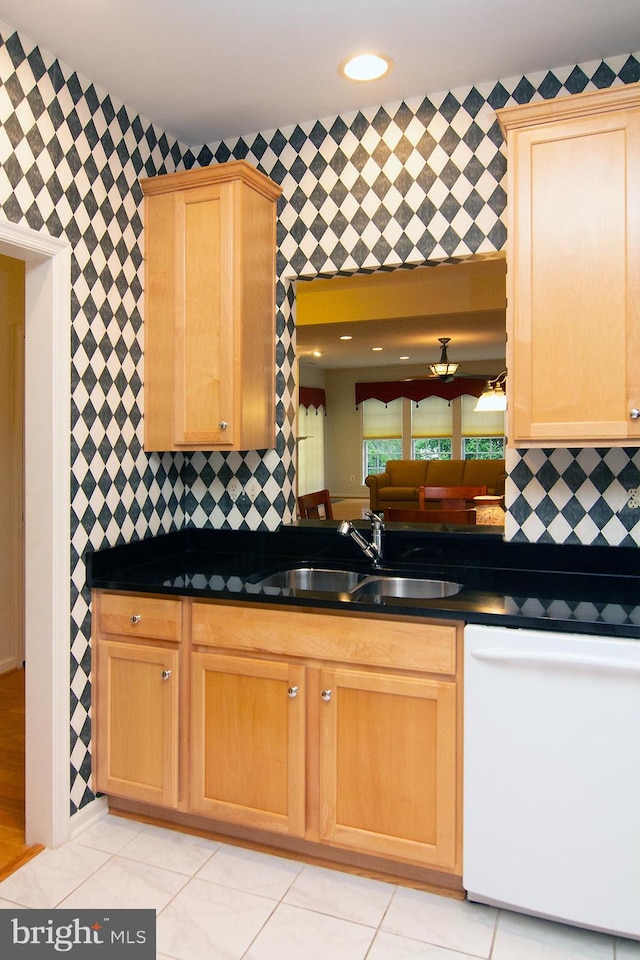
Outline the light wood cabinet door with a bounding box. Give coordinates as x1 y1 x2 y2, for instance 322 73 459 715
499 84 640 445
190 651 306 835
142 161 281 452
94 640 179 807
318 666 458 869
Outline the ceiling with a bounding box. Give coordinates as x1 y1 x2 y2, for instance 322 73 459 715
0 1 638 146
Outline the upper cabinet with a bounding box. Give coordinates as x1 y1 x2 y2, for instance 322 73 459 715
141 161 282 452
498 84 640 446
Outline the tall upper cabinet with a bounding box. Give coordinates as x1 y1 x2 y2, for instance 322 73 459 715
141 161 282 451
498 83 640 446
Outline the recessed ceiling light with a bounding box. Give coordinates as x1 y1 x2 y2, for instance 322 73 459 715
339 335 352 340
400 356 410 360
312 350 322 357
372 346 383 352
339 53 393 82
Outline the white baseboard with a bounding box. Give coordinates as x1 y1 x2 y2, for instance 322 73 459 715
69 795 109 840
0 656 19 675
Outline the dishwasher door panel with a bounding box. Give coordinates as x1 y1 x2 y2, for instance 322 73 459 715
463 624 640 939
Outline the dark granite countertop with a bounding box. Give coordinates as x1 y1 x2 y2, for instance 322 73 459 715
85 523 640 639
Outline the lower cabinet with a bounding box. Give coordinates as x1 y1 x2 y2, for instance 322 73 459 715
93 591 462 879
93 591 182 808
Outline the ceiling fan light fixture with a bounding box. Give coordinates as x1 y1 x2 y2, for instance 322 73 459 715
429 337 459 380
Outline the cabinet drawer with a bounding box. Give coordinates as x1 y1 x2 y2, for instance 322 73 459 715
191 602 457 674
98 592 182 642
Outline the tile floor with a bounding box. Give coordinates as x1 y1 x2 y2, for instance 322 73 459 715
0 814 638 959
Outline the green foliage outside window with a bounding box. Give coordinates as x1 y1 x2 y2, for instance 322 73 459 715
364 439 402 476
413 438 452 461
463 437 505 459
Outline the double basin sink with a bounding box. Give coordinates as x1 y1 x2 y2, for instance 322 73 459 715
253 566 463 602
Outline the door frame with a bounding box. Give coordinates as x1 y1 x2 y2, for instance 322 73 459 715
0 219 71 848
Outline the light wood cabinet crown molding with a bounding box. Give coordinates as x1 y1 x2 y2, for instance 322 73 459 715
140 159 282 202
497 81 640 134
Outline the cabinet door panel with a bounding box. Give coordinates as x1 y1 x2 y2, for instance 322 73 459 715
173 184 235 446
319 667 457 868
95 640 179 807
191 652 305 835
502 90 640 444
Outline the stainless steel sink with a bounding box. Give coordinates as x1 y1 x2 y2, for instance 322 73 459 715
352 576 463 600
255 567 367 592
253 566 462 601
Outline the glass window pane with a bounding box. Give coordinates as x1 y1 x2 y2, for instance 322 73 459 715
364 439 402 478
413 438 452 461
463 437 505 460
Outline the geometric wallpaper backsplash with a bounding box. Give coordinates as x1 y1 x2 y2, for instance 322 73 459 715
0 19 638 813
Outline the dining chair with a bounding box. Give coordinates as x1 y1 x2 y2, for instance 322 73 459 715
297 489 334 519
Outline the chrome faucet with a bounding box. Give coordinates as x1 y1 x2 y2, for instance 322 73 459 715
337 511 385 567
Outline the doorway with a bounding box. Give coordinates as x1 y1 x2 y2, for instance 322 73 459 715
0 220 71 850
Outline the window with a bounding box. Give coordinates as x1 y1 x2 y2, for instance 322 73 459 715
365 438 403 475
297 404 326 494
411 396 452 460
362 393 505 480
362 397 402 480
461 395 505 460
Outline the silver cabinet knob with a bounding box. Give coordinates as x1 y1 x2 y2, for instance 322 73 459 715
630 409 640 420
321 689 332 702
288 685 298 698
219 421 228 429
130 615 141 624
162 670 172 680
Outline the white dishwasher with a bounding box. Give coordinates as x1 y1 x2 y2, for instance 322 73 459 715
463 623 640 940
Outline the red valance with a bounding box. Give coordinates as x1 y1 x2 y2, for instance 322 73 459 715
355 378 485 407
299 386 327 409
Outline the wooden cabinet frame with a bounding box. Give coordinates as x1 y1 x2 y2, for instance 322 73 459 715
498 83 640 446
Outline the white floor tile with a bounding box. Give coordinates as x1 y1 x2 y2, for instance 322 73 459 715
492 910 614 959
244 902 375 960
283 863 395 927
381 888 497 958
195 843 302 899
368 929 485 959
72 812 147 853
156 877 276 960
0 842 110 908
57 855 188 912
618 938 640 958
118 823 220 876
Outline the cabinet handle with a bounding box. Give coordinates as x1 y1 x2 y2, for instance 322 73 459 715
162 670 172 680
288 685 298 698
130 615 141 624
631 409 640 420
321 689 332 702
219 420 228 430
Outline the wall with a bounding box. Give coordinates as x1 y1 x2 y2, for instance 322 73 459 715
185 51 640 546
0 21 637 814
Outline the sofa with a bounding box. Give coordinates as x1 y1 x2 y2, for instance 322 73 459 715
365 459 506 513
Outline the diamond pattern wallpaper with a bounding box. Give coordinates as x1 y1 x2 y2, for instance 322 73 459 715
0 17 638 813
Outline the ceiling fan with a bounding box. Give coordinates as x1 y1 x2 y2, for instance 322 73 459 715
429 337 460 382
